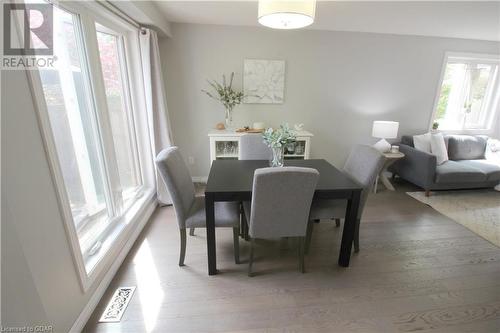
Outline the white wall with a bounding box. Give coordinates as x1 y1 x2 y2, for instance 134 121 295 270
160 23 500 177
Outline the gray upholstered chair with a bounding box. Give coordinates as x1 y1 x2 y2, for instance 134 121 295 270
239 134 273 239
308 145 384 253
240 134 272 160
155 147 240 266
243 167 319 276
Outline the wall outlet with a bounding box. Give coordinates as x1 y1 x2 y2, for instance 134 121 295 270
188 156 195 165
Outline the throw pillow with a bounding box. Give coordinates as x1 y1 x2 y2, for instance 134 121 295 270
413 133 432 153
486 139 500 163
430 133 449 165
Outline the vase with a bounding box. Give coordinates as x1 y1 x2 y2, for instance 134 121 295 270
269 146 284 167
224 108 233 129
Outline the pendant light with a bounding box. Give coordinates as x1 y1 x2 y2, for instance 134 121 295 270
258 0 316 29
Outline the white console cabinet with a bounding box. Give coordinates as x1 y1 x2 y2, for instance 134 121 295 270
208 130 313 163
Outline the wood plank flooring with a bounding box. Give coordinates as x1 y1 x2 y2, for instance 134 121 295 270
84 181 500 332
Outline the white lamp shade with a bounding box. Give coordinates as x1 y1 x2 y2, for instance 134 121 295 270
258 0 316 29
372 121 399 139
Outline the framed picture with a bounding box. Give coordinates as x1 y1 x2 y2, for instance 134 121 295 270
243 59 285 104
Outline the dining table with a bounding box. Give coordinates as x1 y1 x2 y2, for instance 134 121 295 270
204 159 363 275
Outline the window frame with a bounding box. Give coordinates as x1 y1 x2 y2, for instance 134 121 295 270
18 0 156 291
429 51 500 135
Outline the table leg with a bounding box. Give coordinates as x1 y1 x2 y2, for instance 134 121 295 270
377 158 399 192
339 191 360 267
205 193 217 275
379 171 395 191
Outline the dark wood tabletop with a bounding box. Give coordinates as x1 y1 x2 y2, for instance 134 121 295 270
204 159 363 275
206 159 363 195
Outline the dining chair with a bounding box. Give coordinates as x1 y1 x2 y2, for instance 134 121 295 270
239 134 272 160
307 145 384 253
239 134 273 239
243 167 319 276
156 147 240 266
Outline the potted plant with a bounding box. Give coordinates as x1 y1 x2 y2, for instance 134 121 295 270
262 124 297 167
432 121 440 132
202 72 244 129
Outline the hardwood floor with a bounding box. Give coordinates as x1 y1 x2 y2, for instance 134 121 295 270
84 181 500 332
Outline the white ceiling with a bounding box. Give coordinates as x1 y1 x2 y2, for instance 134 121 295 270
154 1 500 42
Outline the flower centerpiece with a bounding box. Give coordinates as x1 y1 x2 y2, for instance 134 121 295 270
262 124 297 167
202 72 244 129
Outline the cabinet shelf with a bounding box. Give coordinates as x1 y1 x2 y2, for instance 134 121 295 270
209 130 313 163
216 155 239 159
284 154 305 158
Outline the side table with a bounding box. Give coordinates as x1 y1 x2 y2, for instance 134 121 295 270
374 152 405 193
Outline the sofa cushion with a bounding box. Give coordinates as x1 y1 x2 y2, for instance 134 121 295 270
403 134 454 148
401 135 414 147
435 160 488 183
455 160 500 181
447 135 487 160
430 133 449 165
414 133 432 153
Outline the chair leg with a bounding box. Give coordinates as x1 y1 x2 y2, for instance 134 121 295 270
335 218 341 227
243 214 249 241
354 218 360 253
179 228 187 266
239 202 244 237
233 227 240 264
189 228 195 236
425 190 431 197
305 220 314 254
248 238 255 277
299 237 305 273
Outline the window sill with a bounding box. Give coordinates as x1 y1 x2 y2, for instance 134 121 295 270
435 128 495 136
81 188 157 291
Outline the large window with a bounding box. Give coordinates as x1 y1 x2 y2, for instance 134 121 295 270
38 6 114 260
432 53 500 132
24 1 154 287
96 23 142 199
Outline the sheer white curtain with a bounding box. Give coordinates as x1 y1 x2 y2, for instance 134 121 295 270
140 29 173 205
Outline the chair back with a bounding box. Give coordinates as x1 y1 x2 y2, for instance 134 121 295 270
343 145 385 217
240 134 272 160
249 167 319 239
155 147 195 228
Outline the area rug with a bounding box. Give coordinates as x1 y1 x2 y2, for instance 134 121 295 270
407 190 500 247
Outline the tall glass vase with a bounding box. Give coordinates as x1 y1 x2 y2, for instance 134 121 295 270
270 146 284 167
224 107 233 129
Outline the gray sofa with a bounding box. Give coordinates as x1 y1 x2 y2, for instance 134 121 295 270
390 134 500 195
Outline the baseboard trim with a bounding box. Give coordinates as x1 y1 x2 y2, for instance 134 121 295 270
69 199 158 332
192 176 208 183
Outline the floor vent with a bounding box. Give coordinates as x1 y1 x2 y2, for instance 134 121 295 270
99 286 136 323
